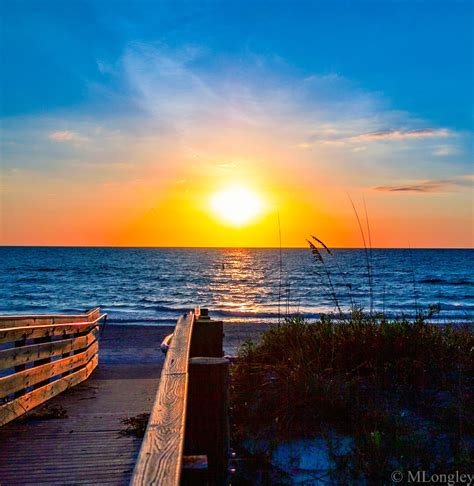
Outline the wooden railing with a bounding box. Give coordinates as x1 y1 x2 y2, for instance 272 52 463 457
131 308 229 486
0 308 106 426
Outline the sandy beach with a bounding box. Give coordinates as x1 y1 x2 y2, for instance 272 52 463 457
100 321 272 360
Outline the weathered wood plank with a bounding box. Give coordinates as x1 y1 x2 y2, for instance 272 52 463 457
131 312 194 486
0 341 98 399
0 315 105 344
0 308 100 329
0 354 98 426
0 327 98 371
131 373 187 486
13 338 26 398
162 312 194 376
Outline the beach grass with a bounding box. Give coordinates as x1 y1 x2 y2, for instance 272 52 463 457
230 312 473 483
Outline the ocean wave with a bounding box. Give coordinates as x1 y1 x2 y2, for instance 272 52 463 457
211 309 307 319
15 276 47 283
419 278 473 286
432 294 474 300
439 303 474 311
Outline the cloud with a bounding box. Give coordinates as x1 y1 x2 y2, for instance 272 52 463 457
352 128 451 142
433 145 458 156
3 43 469 185
48 130 80 141
104 43 465 167
302 127 453 148
119 43 427 140
374 176 472 193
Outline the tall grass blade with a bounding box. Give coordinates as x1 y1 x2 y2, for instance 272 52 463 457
363 197 374 314
348 194 373 316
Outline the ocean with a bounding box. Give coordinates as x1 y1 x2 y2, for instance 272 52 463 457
0 247 472 324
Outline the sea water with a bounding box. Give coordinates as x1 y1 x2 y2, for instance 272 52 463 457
0 247 472 324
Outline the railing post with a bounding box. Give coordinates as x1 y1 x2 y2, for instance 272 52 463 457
33 336 52 389
14 338 26 398
190 309 223 358
185 356 230 486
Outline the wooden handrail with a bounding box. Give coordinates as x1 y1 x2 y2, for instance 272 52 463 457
131 312 194 486
0 313 107 344
131 309 229 486
0 308 101 328
0 307 100 321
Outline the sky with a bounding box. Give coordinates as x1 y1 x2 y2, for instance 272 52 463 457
0 0 472 247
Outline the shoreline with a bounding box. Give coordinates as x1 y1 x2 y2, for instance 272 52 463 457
101 322 273 357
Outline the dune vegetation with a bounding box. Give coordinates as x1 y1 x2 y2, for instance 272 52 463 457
231 312 473 483
230 235 473 484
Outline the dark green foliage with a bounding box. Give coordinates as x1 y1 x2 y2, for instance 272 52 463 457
231 314 473 484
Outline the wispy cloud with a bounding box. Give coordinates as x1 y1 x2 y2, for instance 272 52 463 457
48 130 81 141
3 43 469 187
116 43 466 176
302 127 453 147
433 145 458 156
374 176 472 193
353 128 451 142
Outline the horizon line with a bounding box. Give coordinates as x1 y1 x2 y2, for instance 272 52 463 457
0 245 472 250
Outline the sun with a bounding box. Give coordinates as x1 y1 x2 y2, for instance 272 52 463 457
210 185 264 227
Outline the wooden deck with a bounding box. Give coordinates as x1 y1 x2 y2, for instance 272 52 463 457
0 325 173 486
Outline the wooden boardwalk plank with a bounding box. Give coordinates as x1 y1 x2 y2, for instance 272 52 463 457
0 324 170 486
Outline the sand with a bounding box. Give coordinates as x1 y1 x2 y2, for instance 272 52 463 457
100 321 270 359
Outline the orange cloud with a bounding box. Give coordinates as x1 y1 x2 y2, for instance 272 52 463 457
374 176 472 193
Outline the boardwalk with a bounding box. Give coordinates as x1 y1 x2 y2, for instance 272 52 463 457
0 325 173 486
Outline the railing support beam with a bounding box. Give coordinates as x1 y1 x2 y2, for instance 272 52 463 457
185 356 230 486
190 317 224 358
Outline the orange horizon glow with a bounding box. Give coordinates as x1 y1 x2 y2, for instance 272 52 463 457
1 164 472 248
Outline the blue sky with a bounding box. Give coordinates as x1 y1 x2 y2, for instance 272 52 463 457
0 0 473 246
2 0 472 127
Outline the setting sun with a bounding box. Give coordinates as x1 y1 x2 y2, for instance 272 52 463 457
210 185 265 227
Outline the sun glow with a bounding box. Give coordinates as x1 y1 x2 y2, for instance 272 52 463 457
210 185 265 227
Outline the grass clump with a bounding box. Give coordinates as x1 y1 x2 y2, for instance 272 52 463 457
231 313 473 484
